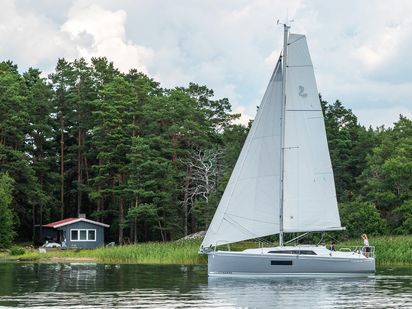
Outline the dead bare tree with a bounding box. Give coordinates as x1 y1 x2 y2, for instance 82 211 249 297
180 149 223 235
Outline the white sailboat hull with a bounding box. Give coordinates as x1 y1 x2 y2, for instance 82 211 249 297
207 247 375 277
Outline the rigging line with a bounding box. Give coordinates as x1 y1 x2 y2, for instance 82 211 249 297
226 213 277 225
223 217 260 238
223 218 272 245
223 217 274 245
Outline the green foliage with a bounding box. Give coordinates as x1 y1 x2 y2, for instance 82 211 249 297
394 200 412 234
127 204 158 222
321 98 378 201
339 200 387 238
0 57 411 246
359 116 412 233
0 173 16 248
9 245 25 256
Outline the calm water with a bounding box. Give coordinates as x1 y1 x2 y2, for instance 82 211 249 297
0 263 411 308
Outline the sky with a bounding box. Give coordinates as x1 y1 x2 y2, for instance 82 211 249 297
1 0 411 128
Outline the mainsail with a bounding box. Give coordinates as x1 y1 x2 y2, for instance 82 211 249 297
201 32 342 249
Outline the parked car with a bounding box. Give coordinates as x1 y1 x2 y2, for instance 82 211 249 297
42 242 61 248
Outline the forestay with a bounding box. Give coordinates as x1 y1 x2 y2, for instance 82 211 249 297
201 60 283 248
283 34 342 232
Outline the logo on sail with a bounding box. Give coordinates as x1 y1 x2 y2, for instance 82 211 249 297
298 85 307 98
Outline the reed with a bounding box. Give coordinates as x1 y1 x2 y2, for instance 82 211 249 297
338 235 412 266
6 235 412 266
88 240 205 264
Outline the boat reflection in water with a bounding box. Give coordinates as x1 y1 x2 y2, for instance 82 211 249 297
207 275 380 308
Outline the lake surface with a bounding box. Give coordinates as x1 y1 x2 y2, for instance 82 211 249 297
0 262 411 308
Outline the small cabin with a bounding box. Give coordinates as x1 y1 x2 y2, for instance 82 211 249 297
42 215 109 249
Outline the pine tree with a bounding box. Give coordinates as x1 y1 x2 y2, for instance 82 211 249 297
0 173 15 248
24 68 58 240
91 75 136 243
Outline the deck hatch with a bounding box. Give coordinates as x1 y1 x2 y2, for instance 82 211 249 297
271 260 293 265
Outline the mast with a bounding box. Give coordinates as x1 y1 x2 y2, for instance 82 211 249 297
279 22 290 247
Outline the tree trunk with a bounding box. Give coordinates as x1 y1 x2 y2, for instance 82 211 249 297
118 174 125 244
96 158 102 221
119 196 124 244
182 165 192 236
134 217 137 243
83 149 90 184
158 220 165 242
39 203 43 244
77 126 82 215
39 176 44 244
32 204 36 243
59 109 65 219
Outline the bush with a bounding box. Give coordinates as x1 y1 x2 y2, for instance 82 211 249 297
339 200 388 238
9 246 25 256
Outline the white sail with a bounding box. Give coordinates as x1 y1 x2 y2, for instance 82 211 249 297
283 33 342 232
201 60 283 248
201 32 342 249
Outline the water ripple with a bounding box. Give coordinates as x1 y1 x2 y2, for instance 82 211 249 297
0 263 411 308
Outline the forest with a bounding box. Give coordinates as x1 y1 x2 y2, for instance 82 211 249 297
0 58 411 248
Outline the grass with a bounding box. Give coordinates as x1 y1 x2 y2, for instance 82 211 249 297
3 240 205 265
337 235 412 266
3 235 411 266
89 240 205 264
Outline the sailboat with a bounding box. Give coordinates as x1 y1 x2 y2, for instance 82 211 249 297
199 23 375 276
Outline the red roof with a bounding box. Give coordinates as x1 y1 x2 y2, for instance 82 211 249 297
43 217 109 228
43 218 78 228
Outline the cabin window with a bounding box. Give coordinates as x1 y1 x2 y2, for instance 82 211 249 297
71 230 78 240
70 229 97 241
88 230 96 241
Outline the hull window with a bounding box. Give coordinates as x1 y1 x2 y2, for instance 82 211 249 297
271 260 293 265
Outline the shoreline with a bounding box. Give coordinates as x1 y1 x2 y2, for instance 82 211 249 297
2 235 411 266
2 256 411 267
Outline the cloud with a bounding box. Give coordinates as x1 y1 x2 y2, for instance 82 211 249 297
0 0 411 128
61 2 153 73
0 0 76 71
291 1 412 123
355 106 412 128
